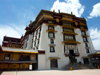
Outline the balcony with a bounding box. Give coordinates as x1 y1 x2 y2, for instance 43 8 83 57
64 53 80 57
62 31 78 35
46 29 57 32
62 39 81 44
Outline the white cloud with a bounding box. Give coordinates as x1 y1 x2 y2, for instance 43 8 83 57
88 2 100 18
0 25 25 45
89 28 100 50
51 0 85 17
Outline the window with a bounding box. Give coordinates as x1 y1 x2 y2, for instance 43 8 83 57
19 55 30 61
33 34 34 38
26 37 29 41
63 28 73 32
81 31 86 35
83 37 88 42
13 65 16 67
34 42 36 46
16 45 18 48
9 44 12 47
38 34 40 38
86 49 90 53
48 32 55 38
48 21 53 24
36 30 38 35
48 26 54 30
81 26 83 28
50 46 55 52
31 44 33 49
63 22 72 26
32 39 33 43
35 36 37 41
37 47 38 50
63 28 67 31
67 23 72 26
85 43 88 47
65 35 69 40
63 22 66 25
50 39 54 44
5 54 10 60
64 35 74 40
25 44 27 49
40 28 41 31
38 40 39 44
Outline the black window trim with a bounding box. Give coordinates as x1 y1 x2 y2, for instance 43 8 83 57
50 46 55 52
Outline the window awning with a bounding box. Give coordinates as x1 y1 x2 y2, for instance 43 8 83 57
0 60 37 63
82 57 89 58
49 57 60 59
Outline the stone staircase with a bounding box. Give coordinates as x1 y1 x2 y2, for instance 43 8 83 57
63 63 96 70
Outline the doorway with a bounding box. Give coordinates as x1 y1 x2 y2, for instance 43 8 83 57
83 58 89 64
51 59 58 69
32 63 36 70
69 50 74 55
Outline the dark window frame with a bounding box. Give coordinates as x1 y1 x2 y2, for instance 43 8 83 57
16 44 18 48
48 26 54 30
83 37 88 42
63 34 75 41
85 43 88 47
4 54 10 60
63 28 73 32
50 46 55 52
38 40 39 45
9 43 12 47
86 49 90 53
48 20 53 24
81 31 86 35
48 32 55 38
50 39 54 44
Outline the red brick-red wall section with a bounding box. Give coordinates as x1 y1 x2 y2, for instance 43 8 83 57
38 50 45 54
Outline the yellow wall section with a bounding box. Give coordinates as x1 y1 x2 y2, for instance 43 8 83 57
30 54 36 60
0 63 30 69
0 52 36 60
0 64 8 69
12 53 20 60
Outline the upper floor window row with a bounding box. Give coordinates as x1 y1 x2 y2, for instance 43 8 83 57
48 20 53 24
63 22 72 26
64 35 75 40
63 28 73 32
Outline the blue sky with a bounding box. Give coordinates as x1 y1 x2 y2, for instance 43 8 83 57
0 0 100 50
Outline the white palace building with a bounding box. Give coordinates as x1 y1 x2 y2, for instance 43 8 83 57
0 9 95 70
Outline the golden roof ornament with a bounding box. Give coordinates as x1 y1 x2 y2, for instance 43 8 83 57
56 18 59 23
75 22 78 26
